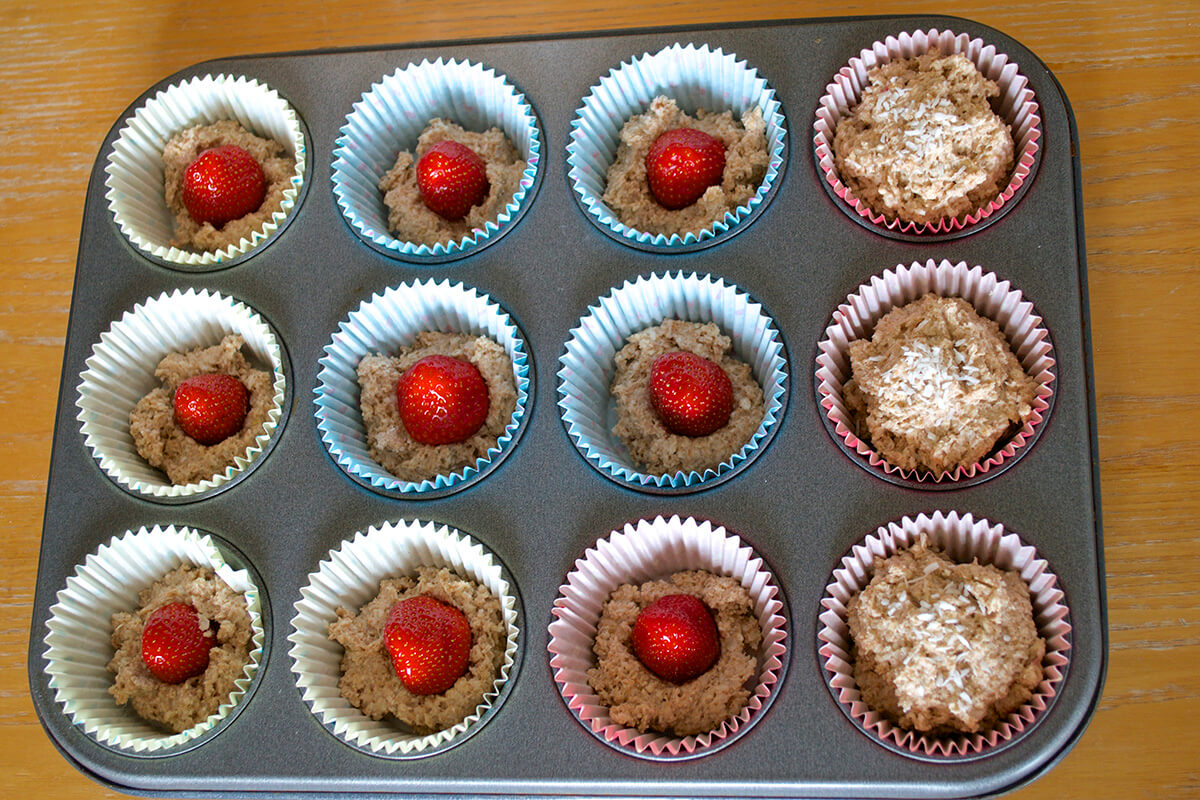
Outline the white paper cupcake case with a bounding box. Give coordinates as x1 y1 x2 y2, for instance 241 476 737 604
558 272 786 492
42 525 266 755
76 288 288 501
818 511 1071 759
814 29 1041 237
105 74 308 269
315 279 531 498
814 259 1055 485
567 42 787 250
548 515 788 759
288 520 521 758
332 58 542 261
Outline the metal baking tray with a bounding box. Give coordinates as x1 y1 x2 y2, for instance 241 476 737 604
29 14 1106 798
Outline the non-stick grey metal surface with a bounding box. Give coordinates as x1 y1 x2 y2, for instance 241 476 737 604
29 14 1105 798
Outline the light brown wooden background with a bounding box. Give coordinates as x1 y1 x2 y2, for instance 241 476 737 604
2 0 1197 797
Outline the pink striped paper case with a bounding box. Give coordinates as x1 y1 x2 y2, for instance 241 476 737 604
815 258 1056 484
813 28 1041 235
547 515 787 759
818 511 1071 758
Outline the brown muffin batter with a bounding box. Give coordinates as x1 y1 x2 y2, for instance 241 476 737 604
843 294 1037 475
610 320 764 475
587 570 761 737
846 539 1045 735
602 96 768 237
357 332 517 483
328 566 506 735
129 334 274 485
108 564 253 734
379 118 525 247
833 52 1014 224
163 120 297 252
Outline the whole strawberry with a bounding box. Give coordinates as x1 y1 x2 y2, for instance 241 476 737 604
383 595 472 695
644 127 726 210
182 145 267 228
141 602 214 684
648 351 733 437
173 373 250 446
416 140 490 221
396 354 489 445
631 594 721 683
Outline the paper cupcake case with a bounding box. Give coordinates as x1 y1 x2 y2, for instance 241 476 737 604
548 515 788 759
813 28 1042 238
331 58 542 262
567 42 787 252
41 525 267 755
558 271 787 493
287 519 521 758
814 258 1056 487
818 511 1072 759
105 73 308 269
314 279 532 498
75 288 289 502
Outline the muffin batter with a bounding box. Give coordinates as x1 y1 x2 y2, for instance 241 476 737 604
108 564 253 733
611 320 763 475
163 120 296 252
846 538 1045 734
843 294 1037 475
357 332 517 483
328 566 506 734
833 52 1014 224
587 570 761 737
129 334 274 485
602 96 768 237
379 118 524 247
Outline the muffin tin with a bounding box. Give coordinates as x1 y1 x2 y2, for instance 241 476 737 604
29 14 1105 798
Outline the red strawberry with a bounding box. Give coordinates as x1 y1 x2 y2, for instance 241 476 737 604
644 127 726 210
631 594 721 683
416 140 490 221
141 602 214 684
648 351 733 437
181 145 267 228
396 354 489 445
173 373 250 446
383 595 472 695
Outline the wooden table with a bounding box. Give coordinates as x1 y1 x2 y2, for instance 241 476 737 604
3 1 1196 797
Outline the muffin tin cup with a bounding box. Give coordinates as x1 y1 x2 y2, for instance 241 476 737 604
814 258 1056 488
813 28 1042 239
817 510 1072 760
548 514 788 760
75 288 289 502
41 525 267 755
105 73 309 270
331 58 543 262
314 279 532 499
558 271 787 493
567 42 787 252
287 519 522 759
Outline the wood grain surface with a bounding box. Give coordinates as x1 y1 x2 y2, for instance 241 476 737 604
2 0 1197 797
